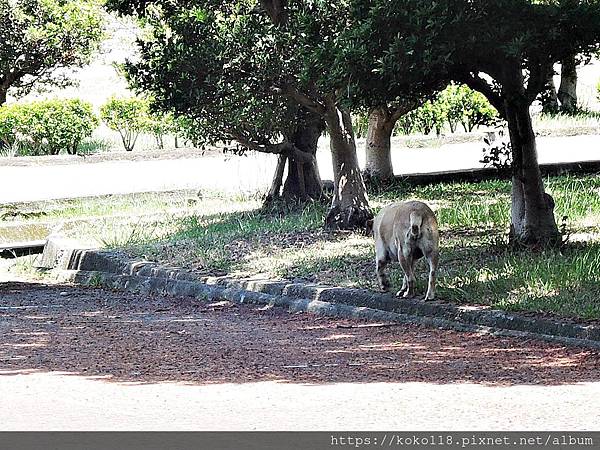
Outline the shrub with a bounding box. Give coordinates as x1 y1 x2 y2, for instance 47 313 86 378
0 99 98 156
145 112 178 149
399 84 499 136
101 97 180 151
394 109 419 135
100 97 151 152
414 99 447 135
457 86 499 132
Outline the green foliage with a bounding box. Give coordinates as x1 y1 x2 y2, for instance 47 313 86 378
0 0 105 102
597 78 600 101
382 85 499 137
352 113 369 139
353 84 499 137
0 99 98 156
100 96 184 151
100 97 151 152
144 111 180 149
394 110 420 136
413 100 447 136
439 84 498 132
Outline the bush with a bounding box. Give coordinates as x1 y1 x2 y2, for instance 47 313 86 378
0 99 98 156
145 112 179 149
101 97 181 151
100 97 151 152
394 109 419 135
394 84 499 136
456 86 499 132
351 85 499 139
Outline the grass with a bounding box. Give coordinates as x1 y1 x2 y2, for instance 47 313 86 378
533 109 600 131
7 175 600 320
77 137 114 155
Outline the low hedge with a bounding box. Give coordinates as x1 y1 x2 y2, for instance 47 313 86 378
0 99 98 156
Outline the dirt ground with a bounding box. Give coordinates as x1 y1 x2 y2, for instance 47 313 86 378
1 279 600 430
2 281 599 386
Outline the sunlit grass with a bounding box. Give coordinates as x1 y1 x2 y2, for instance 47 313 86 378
7 174 600 319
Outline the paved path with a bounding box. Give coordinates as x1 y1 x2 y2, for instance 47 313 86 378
1 276 599 430
0 134 598 204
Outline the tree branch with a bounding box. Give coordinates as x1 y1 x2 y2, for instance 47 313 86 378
525 61 552 104
272 85 327 116
458 72 506 119
230 131 316 164
389 98 420 123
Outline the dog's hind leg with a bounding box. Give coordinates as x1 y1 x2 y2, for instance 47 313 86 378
375 241 391 292
398 274 408 296
397 251 416 298
424 250 439 301
397 256 417 296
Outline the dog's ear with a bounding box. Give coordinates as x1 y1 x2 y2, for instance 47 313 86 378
364 218 374 236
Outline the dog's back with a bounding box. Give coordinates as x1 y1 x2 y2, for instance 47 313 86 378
374 201 438 254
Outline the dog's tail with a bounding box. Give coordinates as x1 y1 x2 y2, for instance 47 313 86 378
409 211 422 239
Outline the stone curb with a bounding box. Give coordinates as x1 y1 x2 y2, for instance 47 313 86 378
53 245 600 349
56 269 600 350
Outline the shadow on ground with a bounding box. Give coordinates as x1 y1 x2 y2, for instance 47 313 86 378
1 281 599 387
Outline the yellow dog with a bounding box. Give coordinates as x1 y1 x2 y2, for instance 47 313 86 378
373 201 440 300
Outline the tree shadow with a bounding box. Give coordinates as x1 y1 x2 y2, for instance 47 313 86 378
1 281 598 387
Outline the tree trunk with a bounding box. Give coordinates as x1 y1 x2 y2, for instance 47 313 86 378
0 88 7 106
541 72 559 114
283 110 324 201
324 106 373 230
264 110 324 205
364 107 395 181
558 56 578 113
506 99 560 248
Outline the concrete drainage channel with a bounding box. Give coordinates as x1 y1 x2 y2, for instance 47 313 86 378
0 240 46 258
33 236 600 350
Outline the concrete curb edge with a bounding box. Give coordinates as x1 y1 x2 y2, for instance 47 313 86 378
48 245 600 350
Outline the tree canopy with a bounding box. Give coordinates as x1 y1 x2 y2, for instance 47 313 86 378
108 0 380 227
107 0 600 239
0 0 106 105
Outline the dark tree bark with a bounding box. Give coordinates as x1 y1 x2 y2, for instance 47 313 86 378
558 56 578 113
461 67 560 248
0 88 7 106
324 105 373 230
506 97 560 247
541 73 559 114
260 0 287 25
264 109 325 204
283 110 324 201
364 107 395 181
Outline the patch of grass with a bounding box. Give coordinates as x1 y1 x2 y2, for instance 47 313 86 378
9 254 43 278
20 174 600 320
533 110 600 130
134 202 328 272
2 191 206 224
77 137 113 155
439 242 600 319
